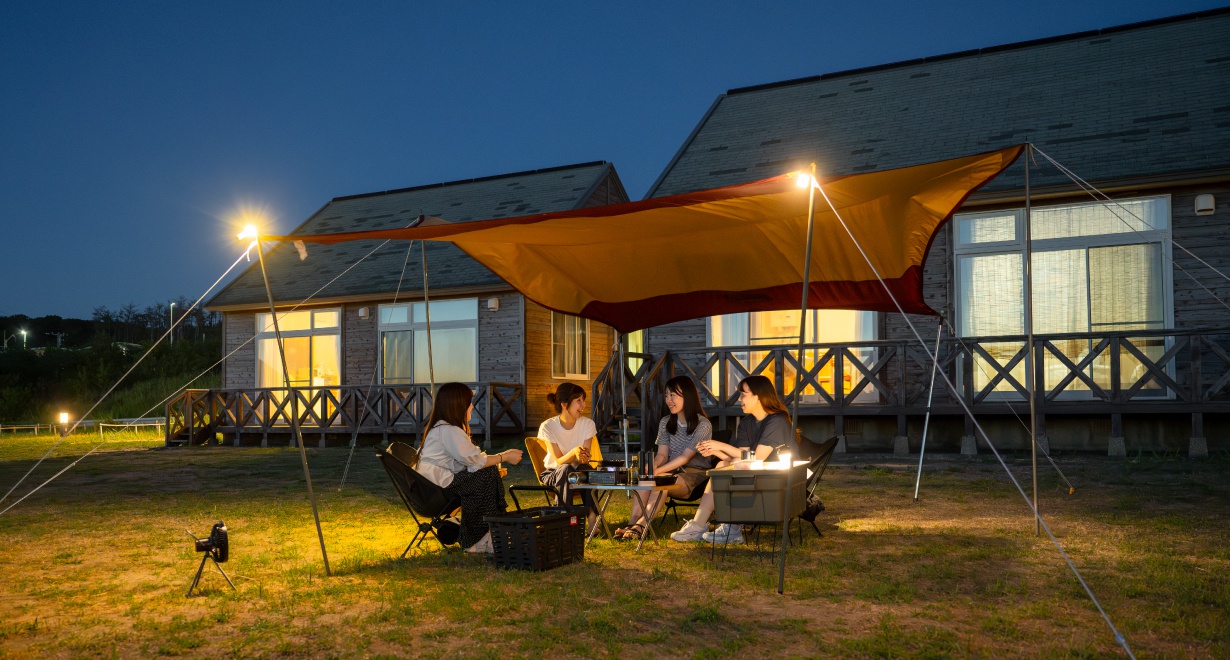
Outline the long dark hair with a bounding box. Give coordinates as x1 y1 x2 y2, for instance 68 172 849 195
546 382 586 415
422 382 474 445
664 376 707 434
739 375 790 422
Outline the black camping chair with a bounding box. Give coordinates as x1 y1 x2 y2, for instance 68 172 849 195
793 434 839 537
377 442 463 556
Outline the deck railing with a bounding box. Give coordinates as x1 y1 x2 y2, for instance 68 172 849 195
166 382 524 447
591 328 1230 439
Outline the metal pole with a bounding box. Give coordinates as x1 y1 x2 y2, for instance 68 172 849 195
169 303 175 347
1024 145 1039 536
913 323 944 502
618 331 629 468
780 164 818 595
421 241 436 390
254 235 331 576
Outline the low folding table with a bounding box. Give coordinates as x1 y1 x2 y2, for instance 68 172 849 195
572 482 674 552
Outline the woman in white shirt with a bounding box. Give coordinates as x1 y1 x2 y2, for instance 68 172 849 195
417 382 523 553
537 382 599 517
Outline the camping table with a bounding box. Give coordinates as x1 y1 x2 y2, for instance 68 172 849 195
572 482 674 552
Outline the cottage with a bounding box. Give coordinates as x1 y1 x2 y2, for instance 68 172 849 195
630 7 1230 456
199 162 628 446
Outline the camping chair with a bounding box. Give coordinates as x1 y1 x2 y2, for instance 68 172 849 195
793 434 840 538
377 442 463 556
508 437 603 511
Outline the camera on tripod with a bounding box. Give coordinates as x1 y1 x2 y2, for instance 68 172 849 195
186 521 235 597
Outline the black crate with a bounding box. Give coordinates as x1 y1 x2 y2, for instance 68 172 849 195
484 506 587 571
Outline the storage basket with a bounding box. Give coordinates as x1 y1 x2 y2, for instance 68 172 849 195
709 463 807 524
485 505 587 571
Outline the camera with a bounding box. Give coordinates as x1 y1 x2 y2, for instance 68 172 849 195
194 521 229 562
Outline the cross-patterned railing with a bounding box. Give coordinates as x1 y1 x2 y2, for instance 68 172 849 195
166 382 524 447
590 328 1230 436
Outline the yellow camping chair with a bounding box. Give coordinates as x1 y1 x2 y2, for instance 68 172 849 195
508 436 600 511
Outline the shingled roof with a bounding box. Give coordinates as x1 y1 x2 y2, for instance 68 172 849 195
208 161 627 310
648 7 1230 199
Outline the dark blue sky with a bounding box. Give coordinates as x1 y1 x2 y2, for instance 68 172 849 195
1 1 1218 319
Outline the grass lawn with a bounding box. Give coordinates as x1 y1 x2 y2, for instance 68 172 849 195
1 431 1228 658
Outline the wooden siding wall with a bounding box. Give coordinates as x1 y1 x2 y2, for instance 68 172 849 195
478 292 523 383
525 300 614 428
222 313 256 389
343 303 377 385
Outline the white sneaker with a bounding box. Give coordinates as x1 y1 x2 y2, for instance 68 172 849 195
669 519 708 542
465 532 494 554
702 523 744 545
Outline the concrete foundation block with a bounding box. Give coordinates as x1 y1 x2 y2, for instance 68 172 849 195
1107 436 1127 457
834 435 847 454
960 435 978 455
892 435 910 455
1035 434 1050 456
1189 437 1208 459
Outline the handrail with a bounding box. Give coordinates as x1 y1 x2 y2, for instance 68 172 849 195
167 382 525 447
588 328 1230 434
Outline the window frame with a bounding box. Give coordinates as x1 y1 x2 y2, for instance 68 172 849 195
550 311 590 380
377 298 480 385
952 195 1174 400
254 308 343 389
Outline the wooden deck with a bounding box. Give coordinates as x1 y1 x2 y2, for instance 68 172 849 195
166 382 524 448
591 328 1230 453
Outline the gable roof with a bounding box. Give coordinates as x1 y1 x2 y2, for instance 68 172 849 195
207 161 627 310
648 7 1230 199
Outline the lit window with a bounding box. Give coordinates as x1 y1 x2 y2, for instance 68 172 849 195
379 299 478 383
255 308 342 389
953 195 1172 398
551 312 589 379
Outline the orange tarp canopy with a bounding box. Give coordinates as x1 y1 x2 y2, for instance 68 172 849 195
279 145 1022 332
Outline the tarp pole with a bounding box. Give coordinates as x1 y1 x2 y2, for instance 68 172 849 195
1024 145 1039 536
618 331 629 470
255 235 331 577
913 322 944 502
780 163 818 595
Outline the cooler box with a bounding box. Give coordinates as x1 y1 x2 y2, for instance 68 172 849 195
709 462 807 524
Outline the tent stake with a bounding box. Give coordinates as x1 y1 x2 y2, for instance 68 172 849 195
913 322 944 502
781 163 818 595
255 236 331 577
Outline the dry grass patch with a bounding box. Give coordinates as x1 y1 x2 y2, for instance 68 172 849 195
1 433 1228 658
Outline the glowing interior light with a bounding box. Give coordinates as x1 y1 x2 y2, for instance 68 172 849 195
237 225 259 241
795 173 812 189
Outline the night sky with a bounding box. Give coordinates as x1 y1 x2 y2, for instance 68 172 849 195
1 1 1218 319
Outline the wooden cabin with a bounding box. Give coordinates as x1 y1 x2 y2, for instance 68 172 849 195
193 162 626 447
621 7 1230 457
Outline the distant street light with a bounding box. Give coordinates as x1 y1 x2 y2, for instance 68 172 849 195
169 302 175 346
20 329 27 349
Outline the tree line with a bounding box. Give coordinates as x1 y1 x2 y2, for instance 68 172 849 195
0 298 223 423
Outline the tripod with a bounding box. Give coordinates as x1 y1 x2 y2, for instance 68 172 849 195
186 548 236 597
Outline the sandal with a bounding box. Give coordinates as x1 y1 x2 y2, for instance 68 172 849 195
618 524 645 540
